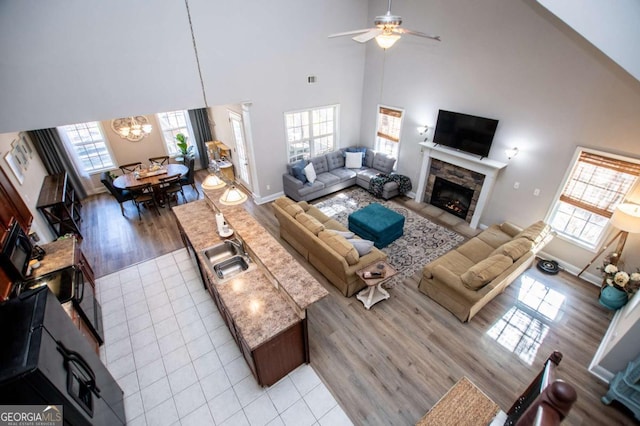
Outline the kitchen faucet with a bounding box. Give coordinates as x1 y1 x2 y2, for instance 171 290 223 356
225 239 248 257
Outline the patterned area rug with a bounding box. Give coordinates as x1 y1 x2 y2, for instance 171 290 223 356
313 187 464 289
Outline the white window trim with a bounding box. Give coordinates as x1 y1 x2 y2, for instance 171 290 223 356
374 104 404 162
156 110 197 158
58 121 116 176
283 104 340 163
544 146 640 252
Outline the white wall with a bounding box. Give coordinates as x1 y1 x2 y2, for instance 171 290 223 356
0 0 369 203
0 0 203 131
537 0 640 82
359 0 640 276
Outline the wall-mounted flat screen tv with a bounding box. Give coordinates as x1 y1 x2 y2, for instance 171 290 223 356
433 109 499 158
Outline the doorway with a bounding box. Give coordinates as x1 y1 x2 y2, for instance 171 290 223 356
229 110 251 189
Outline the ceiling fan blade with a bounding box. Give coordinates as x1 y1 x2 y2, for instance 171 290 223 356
328 28 374 38
353 28 383 43
394 27 441 41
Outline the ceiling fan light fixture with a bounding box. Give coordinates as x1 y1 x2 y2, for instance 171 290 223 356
375 33 400 49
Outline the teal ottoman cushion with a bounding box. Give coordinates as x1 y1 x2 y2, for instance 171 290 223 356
348 203 404 248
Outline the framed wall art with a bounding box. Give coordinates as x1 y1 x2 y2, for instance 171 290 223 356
4 150 24 184
10 138 28 171
18 132 33 160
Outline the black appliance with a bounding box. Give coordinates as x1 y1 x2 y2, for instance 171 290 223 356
0 220 33 281
0 286 125 425
16 266 104 345
433 109 499 158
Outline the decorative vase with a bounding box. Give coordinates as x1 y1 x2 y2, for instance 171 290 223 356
599 286 629 310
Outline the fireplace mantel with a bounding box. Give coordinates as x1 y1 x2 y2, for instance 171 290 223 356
416 142 507 228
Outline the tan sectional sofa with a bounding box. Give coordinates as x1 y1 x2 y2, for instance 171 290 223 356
273 196 387 297
418 221 553 322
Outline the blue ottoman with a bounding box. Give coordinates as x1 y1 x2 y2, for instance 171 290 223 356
348 203 404 248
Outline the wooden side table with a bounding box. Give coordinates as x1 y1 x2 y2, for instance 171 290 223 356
356 261 397 309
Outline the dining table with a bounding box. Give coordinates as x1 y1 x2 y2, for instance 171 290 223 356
113 163 188 190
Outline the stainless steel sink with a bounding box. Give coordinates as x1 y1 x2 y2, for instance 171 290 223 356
201 239 253 283
203 240 241 265
213 255 250 280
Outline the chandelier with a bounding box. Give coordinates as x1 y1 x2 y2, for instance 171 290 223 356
111 116 152 142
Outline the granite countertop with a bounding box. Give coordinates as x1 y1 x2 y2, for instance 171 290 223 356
31 238 77 278
173 197 327 350
226 205 329 313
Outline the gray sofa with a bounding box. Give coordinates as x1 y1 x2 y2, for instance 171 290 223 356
282 147 399 201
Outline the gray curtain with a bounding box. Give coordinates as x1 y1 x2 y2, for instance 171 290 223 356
188 108 213 169
27 128 88 199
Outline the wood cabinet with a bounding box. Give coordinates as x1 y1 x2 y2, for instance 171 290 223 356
0 167 32 300
202 271 306 386
0 166 32 234
36 172 82 239
35 239 101 353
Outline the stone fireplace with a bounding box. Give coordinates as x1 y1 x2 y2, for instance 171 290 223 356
415 142 507 228
424 160 485 222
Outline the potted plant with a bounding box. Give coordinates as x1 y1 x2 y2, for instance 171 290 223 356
175 133 194 159
598 260 640 310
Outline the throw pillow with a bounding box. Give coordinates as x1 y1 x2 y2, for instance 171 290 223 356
318 231 360 265
291 160 308 184
345 147 366 157
460 254 513 290
304 162 317 183
296 212 324 235
347 238 374 256
490 238 533 261
328 229 355 239
345 152 363 169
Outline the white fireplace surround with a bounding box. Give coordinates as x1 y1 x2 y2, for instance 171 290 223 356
416 142 507 229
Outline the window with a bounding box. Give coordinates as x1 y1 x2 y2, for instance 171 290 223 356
547 148 640 249
284 105 338 163
156 110 196 157
375 105 403 159
58 122 114 172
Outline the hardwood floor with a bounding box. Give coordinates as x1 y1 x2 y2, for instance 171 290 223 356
78 181 636 425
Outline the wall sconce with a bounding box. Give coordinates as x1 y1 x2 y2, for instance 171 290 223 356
505 147 519 160
417 125 430 142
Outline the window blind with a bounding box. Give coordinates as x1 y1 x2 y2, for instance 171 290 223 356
559 151 640 218
376 107 403 143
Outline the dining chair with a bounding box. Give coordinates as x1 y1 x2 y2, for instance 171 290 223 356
128 182 160 220
100 171 134 216
148 156 170 166
180 157 199 199
119 162 142 174
158 174 186 207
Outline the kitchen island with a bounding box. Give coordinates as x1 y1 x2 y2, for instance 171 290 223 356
172 189 328 386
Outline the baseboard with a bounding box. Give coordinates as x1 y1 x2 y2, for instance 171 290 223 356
253 191 284 205
535 249 601 286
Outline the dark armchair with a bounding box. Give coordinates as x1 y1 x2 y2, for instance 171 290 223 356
119 162 142 174
180 157 199 199
100 171 134 216
149 156 170 165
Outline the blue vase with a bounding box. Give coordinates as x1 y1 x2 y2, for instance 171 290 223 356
599 286 629 310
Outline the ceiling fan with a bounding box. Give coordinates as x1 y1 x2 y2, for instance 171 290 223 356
328 0 441 49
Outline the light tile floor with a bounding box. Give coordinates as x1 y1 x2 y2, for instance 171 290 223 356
97 249 353 426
